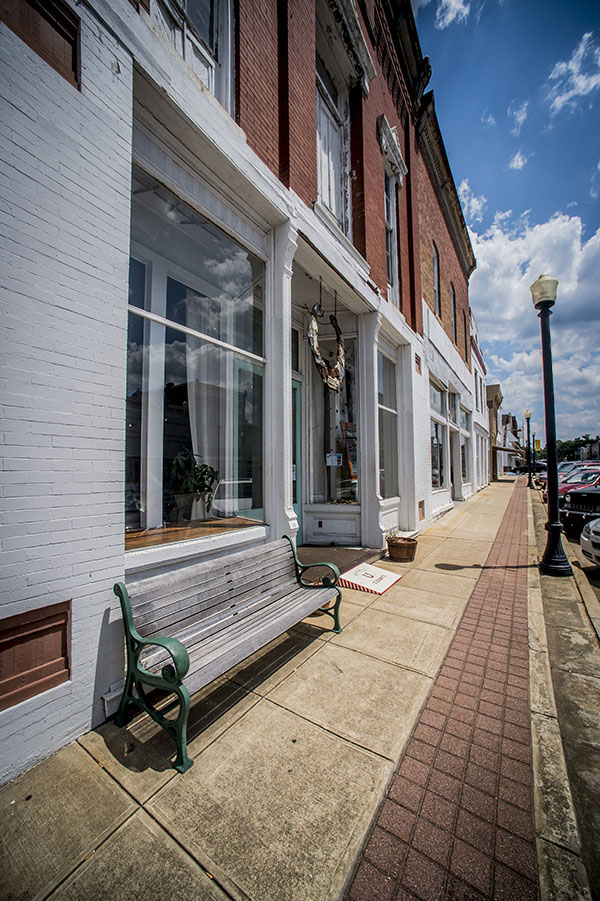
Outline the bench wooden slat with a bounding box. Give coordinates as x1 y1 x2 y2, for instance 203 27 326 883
141 586 336 691
128 541 293 609
132 559 299 635
138 578 302 653
139 582 331 672
129 548 297 632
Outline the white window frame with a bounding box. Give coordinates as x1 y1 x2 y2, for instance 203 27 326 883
316 52 350 233
377 114 407 306
451 284 457 344
316 76 347 227
430 379 448 491
460 406 470 484
384 167 398 304
377 350 399 499
152 0 234 114
433 243 441 318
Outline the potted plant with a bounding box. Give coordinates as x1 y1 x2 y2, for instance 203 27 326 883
386 530 418 562
169 450 219 521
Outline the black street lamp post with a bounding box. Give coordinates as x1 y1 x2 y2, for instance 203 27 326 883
530 274 573 577
532 432 536 472
525 410 534 489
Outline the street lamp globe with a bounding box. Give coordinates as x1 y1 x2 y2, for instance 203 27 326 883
524 409 531 421
530 273 558 308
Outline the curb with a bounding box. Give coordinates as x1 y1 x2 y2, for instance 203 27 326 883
526 490 592 900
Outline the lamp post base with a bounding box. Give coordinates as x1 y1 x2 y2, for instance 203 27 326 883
539 521 573 577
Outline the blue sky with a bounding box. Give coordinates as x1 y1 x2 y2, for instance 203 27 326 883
412 0 600 444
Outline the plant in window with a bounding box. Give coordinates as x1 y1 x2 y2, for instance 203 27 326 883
169 450 219 520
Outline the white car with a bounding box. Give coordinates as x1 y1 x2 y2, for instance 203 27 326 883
581 518 600 566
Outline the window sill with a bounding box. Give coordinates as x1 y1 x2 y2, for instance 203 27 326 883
312 202 368 272
125 524 268 576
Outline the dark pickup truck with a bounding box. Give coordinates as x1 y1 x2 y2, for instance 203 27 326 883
561 486 600 535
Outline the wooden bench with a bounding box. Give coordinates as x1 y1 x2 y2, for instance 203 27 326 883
113 536 342 773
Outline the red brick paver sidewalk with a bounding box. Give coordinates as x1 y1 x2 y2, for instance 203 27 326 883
347 480 537 901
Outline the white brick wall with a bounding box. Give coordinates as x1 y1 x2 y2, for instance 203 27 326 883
0 10 133 784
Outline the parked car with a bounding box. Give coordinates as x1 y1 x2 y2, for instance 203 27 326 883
561 486 600 535
544 467 600 505
538 461 598 488
581 517 600 567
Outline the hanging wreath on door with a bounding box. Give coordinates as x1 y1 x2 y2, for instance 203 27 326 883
308 283 345 391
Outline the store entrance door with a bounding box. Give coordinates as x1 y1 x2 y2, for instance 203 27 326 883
292 378 303 543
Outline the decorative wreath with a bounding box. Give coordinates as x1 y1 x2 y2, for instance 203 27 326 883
308 302 345 391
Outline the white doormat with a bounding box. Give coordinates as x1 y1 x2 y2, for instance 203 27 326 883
339 562 403 594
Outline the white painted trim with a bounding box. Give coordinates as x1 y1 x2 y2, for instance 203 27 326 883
125 525 269 575
378 114 408 184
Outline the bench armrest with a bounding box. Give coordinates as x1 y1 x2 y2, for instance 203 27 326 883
113 581 190 682
136 634 190 683
282 535 340 588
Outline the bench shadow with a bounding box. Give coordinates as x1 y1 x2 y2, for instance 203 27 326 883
97 627 324 774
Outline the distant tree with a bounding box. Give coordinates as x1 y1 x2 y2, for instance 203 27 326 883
556 435 597 461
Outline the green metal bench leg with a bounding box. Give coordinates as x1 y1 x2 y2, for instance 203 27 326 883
114 672 135 727
172 683 193 774
317 589 343 633
332 593 342 633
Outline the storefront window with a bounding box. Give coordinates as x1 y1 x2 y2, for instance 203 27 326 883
448 393 458 424
309 335 357 503
430 381 445 416
125 169 265 547
378 353 398 498
461 437 468 482
431 420 445 489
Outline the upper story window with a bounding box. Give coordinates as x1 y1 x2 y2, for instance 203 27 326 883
451 284 457 344
1 0 80 88
384 169 398 301
314 0 375 236
378 115 407 306
316 47 349 230
151 0 233 113
463 311 469 360
433 243 441 317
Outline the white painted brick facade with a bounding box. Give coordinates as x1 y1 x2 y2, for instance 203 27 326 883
0 9 133 784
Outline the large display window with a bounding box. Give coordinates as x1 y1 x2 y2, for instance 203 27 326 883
378 352 398 498
125 170 265 548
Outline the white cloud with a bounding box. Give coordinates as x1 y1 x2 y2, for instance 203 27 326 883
435 0 470 28
508 149 530 170
508 99 528 136
547 32 600 116
458 179 487 224
481 109 496 127
411 0 433 13
469 211 600 439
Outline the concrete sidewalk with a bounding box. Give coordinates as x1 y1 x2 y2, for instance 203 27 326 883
0 479 596 900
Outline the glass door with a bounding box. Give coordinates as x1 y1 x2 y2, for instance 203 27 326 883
292 378 303 544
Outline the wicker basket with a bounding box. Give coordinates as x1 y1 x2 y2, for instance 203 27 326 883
387 536 418 562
